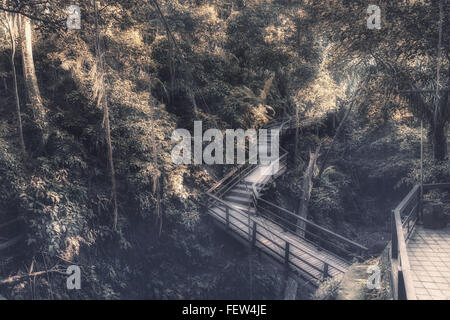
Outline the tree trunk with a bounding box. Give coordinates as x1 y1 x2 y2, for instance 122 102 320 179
2 13 25 153
296 146 320 236
93 0 119 230
20 15 47 149
294 104 299 161
431 0 449 161
431 71 449 161
431 119 448 161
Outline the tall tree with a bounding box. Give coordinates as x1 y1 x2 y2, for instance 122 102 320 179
19 14 48 150
310 0 449 161
92 0 119 231
1 11 25 153
296 146 320 236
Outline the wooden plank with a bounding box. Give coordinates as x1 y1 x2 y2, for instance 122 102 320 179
393 208 416 300
393 185 420 215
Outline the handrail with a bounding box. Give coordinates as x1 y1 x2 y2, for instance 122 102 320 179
258 198 368 253
247 128 367 257
207 117 293 195
206 192 347 277
255 204 359 260
207 163 247 193
391 184 420 300
208 163 259 198
394 185 420 215
392 207 417 300
249 118 367 260
390 182 450 300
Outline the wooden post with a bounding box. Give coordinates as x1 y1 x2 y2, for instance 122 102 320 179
284 242 290 267
398 270 407 300
323 263 329 278
407 219 410 236
391 210 398 259
252 221 257 247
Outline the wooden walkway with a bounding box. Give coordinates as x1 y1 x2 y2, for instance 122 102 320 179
390 183 450 300
206 118 367 283
408 225 450 300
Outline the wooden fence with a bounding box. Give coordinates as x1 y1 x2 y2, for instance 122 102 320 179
390 182 450 300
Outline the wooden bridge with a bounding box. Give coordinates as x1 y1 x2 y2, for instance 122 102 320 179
390 183 450 300
206 118 368 284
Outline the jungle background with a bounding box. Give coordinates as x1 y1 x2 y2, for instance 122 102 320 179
0 0 448 299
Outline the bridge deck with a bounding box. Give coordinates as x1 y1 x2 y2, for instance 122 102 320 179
208 157 350 281
210 204 350 279
408 225 450 300
207 119 356 284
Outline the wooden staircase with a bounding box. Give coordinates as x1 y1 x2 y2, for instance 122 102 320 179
206 118 368 284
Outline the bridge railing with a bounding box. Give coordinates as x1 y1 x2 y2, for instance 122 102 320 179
248 147 367 262
390 182 450 300
207 161 259 198
206 192 347 281
255 198 368 261
391 185 419 300
207 117 293 199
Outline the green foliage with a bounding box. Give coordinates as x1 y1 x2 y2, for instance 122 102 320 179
310 166 350 225
19 167 94 258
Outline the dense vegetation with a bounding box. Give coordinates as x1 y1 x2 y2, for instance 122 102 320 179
0 0 448 299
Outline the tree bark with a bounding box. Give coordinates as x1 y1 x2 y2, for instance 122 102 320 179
2 12 25 153
431 0 449 161
431 112 448 161
294 104 299 161
296 146 320 236
93 0 119 230
20 15 47 150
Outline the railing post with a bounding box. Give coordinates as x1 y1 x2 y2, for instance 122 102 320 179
252 221 257 247
226 207 230 229
398 270 407 300
391 210 398 259
284 242 290 267
323 263 329 278
418 186 423 223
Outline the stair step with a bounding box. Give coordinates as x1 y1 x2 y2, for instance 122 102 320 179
235 181 266 189
227 190 253 197
228 203 256 213
225 195 253 206
210 204 256 216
